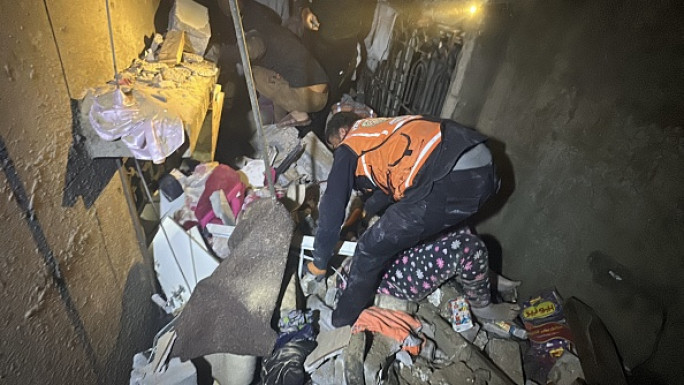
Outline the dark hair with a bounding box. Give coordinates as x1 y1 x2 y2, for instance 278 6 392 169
325 112 361 144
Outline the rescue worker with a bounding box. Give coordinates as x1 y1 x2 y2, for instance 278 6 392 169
217 0 329 119
307 112 518 327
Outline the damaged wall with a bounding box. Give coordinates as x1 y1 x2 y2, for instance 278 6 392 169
446 1 684 383
0 0 161 383
47 0 159 99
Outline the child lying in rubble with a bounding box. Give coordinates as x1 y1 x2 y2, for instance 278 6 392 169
336 225 520 321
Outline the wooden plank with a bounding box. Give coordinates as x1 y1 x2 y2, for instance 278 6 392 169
211 85 225 161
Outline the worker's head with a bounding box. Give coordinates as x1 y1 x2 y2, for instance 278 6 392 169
325 112 361 149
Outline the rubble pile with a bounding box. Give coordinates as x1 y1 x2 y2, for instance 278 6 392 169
127 123 603 385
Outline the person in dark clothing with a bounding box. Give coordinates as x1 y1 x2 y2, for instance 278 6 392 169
217 0 329 117
288 0 376 138
306 112 519 327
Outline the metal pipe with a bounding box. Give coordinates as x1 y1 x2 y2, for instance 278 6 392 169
227 0 276 199
104 0 119 89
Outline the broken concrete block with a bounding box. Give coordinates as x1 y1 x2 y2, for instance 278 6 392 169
239 158 269 188
310 355 347 385
306 295 335 332
159 30 186 64
459 322 481 343
473 328 489 351
397 361 433 385
304 326 352 372
168 0 211 55
426 288 443 307
343 331 367 385
364 334 402 384
296 131 333 182
417 305 516 385
171 199 294 358
250 125 300 168
374 293 419 315
310 358 336 385
547 352 585 385
485 339 524 385
429 361 475 385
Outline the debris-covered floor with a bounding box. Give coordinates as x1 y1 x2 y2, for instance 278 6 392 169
2 0 682 384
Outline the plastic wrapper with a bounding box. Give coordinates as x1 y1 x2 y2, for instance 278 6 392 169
89 88 185 164
449 296 473 332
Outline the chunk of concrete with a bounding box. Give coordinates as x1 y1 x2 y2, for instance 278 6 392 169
250 125 300 169
374 293 419 315
397 361 433 385
547 352 585 385
171 199 294 358
310 358 336 385
168 0 211 55
296 131 334 182
429 361 475 385
310 356 348 385
417 304 516 385
343 331 367 385
364 334 402 385
304 326 352 372
485 339 524 385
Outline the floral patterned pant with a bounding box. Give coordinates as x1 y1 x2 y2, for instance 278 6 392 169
336 227 490 308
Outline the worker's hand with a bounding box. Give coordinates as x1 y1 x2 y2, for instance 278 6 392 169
301 261 326 296
301 7 320 31
304 261 326 280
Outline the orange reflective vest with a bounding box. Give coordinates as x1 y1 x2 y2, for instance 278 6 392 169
342 115 442 201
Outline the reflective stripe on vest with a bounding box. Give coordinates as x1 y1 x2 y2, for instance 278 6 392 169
342 116 441 201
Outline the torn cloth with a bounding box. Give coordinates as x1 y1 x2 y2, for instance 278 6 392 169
351 306 424 355
194 164 245 227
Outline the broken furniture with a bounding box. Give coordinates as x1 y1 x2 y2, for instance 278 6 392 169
81 0 221 164
80 55 222 163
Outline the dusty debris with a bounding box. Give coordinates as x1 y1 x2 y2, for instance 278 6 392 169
417 304 517 385
486 339 524 385
304 326 352 372
428 361 474 385
547 352 585 385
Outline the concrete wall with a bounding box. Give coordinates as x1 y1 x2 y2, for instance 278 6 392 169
0 0 160 383
446 1 683 382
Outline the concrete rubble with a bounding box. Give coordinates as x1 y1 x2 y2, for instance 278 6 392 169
119 85 599 385
168 0 212 55
125 142 610 385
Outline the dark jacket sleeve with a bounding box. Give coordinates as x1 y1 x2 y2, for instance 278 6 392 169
363 189 393 218
312 146 357 270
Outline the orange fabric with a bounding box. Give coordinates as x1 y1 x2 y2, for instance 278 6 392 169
351 306 424 355
342 116 442 201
